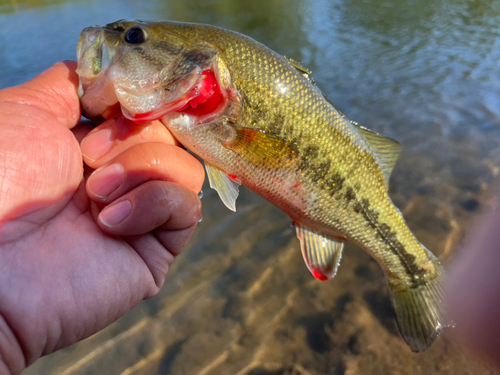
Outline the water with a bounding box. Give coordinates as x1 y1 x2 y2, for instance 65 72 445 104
2 0 500 374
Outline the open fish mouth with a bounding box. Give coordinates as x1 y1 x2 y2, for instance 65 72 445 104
76 25 228 122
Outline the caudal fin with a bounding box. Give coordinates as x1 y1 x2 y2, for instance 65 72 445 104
387 262 451 352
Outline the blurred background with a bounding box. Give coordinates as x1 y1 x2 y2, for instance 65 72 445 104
2 0 500 374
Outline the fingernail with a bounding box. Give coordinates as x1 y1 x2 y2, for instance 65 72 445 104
99 200 132 227
81 128 113 161
88 163 125 199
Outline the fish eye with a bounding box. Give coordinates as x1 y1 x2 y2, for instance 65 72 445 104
125 27 147 44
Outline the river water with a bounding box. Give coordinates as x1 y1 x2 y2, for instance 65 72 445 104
2 0 500 374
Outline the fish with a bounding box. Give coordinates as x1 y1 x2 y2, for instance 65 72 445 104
76 20 451 352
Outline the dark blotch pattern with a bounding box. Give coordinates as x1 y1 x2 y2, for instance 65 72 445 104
298 144 320 173
327 172 345 196
310 159 331 183
345 187 356 202
345 188 428 288
378 222 428 287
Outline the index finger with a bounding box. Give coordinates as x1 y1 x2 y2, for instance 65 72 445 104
0 61 81 129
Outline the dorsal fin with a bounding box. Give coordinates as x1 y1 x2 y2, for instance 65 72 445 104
285 56 318 86
353 123 402 183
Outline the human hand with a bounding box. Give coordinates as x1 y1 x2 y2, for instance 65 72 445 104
0 62 204 374
447 201 500 367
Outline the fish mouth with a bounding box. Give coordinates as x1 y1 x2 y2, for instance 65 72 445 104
76 26 201 121
76 26 229 123
77 27 106 79
77 27 119 119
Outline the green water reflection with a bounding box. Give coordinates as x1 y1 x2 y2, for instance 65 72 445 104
0 0 70 13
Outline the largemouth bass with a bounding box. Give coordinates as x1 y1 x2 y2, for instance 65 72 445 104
76 20 450 351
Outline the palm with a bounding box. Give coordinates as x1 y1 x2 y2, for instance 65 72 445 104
0 62 204 373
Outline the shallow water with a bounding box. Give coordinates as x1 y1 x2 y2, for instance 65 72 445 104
2 0 500 374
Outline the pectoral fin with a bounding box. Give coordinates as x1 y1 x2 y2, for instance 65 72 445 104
222 126 298 169
295 223 344 281
204 162 240 211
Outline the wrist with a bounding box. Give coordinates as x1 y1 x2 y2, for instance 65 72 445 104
0 315 25 375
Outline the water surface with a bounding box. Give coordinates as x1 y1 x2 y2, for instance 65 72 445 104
1 0 499 374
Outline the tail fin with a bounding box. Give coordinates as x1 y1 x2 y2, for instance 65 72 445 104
387 261 451 352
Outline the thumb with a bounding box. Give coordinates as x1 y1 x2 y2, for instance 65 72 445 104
0 61 81 129
0 62 83 241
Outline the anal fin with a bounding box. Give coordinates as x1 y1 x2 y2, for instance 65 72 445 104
205 162 241 212
295 223 344 281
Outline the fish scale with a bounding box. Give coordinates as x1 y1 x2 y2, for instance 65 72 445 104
207 29 390 243
77 20 450 352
